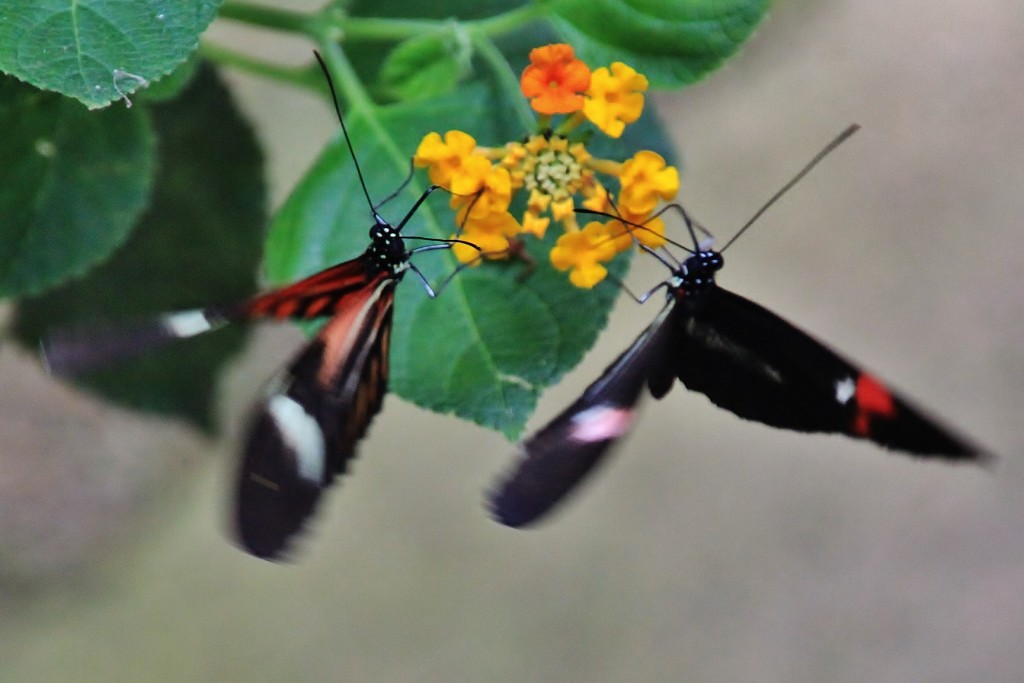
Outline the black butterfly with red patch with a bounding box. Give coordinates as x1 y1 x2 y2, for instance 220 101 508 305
489 128 989 529
43 53 474 559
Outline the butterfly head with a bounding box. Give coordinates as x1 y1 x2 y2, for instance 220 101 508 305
366 217 407 274
674 248 724 295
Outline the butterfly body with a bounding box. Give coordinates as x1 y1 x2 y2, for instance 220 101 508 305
233 217 409 558
41 48 476 559
491 243 987 528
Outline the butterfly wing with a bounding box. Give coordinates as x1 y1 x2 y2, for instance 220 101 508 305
672 287 986 459
488 302 677 527
234 273 397 559
41 258 379 376
240 258 382 321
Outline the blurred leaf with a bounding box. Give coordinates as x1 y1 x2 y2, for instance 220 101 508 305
138 52 201 103
0 0 220 108
549 0 771 87
346 0 527 96
0 76 155 297
380 32 469 102
263 83 650 438
13 65 265 433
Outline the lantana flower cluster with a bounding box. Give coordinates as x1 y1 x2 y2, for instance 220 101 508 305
414 43 679 288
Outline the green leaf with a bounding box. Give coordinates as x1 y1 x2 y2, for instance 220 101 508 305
379 32 470 103
263 83 638 438
0 0 221 108
13 65 265 433
392 231 629 437
0 76 155 297
548 0 771 87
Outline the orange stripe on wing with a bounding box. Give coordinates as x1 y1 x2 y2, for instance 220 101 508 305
243 257 376 320
314 273 394 389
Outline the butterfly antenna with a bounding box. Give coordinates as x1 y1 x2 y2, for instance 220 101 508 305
374 158 416 212
574 207 692 256
574 198 693 272
676 203 702 251
720 124 860 253
313 50 379 217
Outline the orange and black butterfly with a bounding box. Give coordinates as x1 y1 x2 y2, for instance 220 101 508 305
44 53 476 560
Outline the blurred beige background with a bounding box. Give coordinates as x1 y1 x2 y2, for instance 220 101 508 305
2 0 1022 681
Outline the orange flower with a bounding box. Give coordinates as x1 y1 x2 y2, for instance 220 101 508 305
520 44 591 115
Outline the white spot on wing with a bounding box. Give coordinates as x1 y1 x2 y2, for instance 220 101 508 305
835 376 856 405
268 395 326 484
569 405 634 443
162 310 213 338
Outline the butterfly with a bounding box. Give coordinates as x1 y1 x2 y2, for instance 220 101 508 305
488 125 989 528
43 52 477 559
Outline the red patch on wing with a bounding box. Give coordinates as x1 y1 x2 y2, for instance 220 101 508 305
852 373 896 436
243 259 374 320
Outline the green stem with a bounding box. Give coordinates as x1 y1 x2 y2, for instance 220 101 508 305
218 0 548 42
211 1 549 133
341 17 454 41
554 111 587 137
311 38 375 114
341 4 547 41
217 1 313 34
316 41 417 166
472 33 536 132
198 42 320 90
473 3 549 37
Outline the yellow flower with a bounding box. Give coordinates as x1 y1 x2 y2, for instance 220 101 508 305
452 234 496 264
453 209 522 264
506 135 596 236
604 214 668 253
520 44 591 115
550 196 576 223
631 215 667 249
452 160 513 220
550 221 619 288
446 152 490 195
413 130 478 186
619 150 679 216
583 62 648 138
415 44 678 289
521 188 553 237
581 184 613 213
